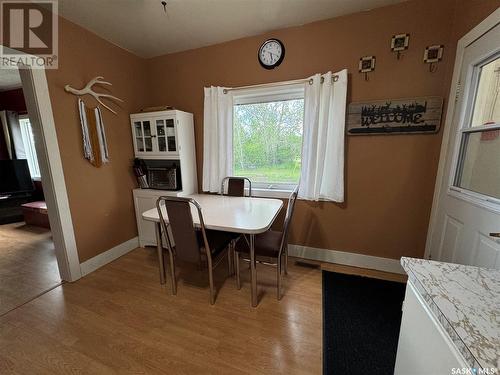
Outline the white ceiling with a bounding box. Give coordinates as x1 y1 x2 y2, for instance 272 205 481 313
0 69 22 91
58 0 406 58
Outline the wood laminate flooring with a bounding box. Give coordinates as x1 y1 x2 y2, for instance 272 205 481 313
0 246 404 374
0 222 60 316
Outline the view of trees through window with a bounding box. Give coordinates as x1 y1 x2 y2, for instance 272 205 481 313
233 99 304 185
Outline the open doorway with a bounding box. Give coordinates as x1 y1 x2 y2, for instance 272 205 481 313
0 46 82 315
0 68 61 315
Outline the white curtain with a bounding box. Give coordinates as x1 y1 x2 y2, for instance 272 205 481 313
202 86 233 193
299 70 348 202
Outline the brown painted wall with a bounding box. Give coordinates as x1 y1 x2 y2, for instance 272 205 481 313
37 0 498 264
44 18 148 262
145 0 499 260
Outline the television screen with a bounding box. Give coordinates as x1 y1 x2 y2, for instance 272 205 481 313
0 160 34 194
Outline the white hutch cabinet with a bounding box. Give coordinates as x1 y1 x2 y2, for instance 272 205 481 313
131 110 182 159
130 110 198 246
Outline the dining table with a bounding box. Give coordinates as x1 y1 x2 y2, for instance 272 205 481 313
142 193 284 307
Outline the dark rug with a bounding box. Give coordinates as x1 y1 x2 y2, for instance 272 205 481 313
323 271 406 375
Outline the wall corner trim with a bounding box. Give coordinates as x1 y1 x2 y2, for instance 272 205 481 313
288 244 405 274
80 237 139 277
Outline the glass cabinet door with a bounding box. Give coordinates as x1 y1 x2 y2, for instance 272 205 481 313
156 119 167 152
166 119 177 152
155 117 177 153
134 116 178 156
134 120 153 153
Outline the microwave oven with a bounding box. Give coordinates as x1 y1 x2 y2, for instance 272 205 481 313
147 166 180 190
135 159 182 191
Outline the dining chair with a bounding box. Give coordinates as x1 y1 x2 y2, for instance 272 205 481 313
156 196 234 304
220 176 252 274
234 186 299 300
220 177 252 197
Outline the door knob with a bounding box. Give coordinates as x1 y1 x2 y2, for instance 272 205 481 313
490 233 500 238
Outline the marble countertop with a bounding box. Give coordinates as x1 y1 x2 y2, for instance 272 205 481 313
401 257 500 371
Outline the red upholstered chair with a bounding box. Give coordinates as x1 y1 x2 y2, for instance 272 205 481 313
156 196 234 304
234 187 298 300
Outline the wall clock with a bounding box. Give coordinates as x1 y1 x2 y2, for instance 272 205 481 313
258 39 285 69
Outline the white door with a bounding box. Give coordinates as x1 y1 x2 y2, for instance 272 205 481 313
427 14 500 269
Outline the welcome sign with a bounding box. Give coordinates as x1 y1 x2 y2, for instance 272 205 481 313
347 96 443 135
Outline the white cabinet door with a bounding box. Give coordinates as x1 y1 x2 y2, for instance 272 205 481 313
153 116 179 157
132 119 155 157
134 193 157 247
130 113 180 159
427 18 500 268
394 282 468 374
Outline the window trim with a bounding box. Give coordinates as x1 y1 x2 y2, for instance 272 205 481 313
453 123 500 190
251 187 296 199
232 83 305 192
233 83 304 105
18 115 42 179
447 51 500 212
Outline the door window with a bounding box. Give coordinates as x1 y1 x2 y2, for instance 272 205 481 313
454 56 500 200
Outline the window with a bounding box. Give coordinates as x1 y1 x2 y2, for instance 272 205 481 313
233 85 304 190
453 55 500 201
19 116 41 179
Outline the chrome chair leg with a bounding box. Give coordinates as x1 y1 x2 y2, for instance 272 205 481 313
284 248 288 275
155 223 166 285
163 227 177 295
209 271 215 305
277 254 282 300
235 251 241 290
227 243 233 276
207 255 215 305
167 247 177 295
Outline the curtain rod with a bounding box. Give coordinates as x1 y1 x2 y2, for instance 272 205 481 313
223 74 339 94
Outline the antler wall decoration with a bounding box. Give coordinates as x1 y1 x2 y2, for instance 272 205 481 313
64 76 124 114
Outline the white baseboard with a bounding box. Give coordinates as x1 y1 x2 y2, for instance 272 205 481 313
288 244 405 274
80 237 139 277
79 239 403 277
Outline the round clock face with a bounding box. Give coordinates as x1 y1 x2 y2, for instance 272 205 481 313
258 39 285 69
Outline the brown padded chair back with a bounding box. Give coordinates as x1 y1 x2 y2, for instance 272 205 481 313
227 178 245 197
162 198 201 263
279 186 299 253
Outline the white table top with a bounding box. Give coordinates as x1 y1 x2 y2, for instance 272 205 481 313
142 194 284 234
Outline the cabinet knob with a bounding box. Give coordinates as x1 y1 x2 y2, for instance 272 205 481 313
490 233 500 238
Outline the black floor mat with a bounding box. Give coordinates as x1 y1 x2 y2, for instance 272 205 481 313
323 271 406 375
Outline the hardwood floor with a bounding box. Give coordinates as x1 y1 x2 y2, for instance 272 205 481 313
0 246 405 374
0 247 321 374
0 222 61 316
